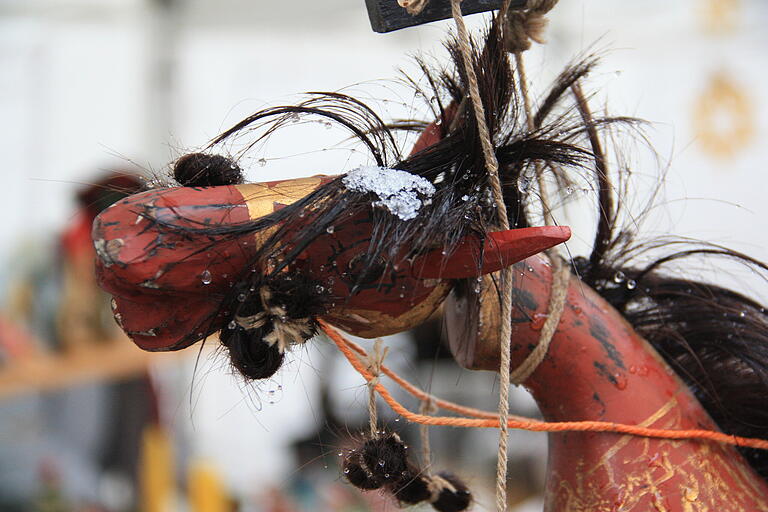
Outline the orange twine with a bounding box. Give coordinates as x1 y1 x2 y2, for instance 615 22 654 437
319 320 768 451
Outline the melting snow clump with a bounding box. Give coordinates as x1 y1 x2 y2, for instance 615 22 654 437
342 166 435 221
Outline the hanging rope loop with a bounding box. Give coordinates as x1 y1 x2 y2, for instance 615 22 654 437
320 320 768 452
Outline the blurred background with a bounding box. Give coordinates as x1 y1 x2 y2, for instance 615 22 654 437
0 0 766 510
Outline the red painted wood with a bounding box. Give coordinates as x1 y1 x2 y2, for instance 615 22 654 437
411 226 570 279
93 186 254 351
93 174 569 344
445 255 768 510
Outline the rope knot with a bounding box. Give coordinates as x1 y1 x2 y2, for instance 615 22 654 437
426 472 473 511
503 0 559 53
235 286 314 353
421 396 438 416
365 338 389 437
398 0 429 16
427 474 457 502
365 338 389 388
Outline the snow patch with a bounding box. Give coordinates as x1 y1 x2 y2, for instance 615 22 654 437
342 166 435 221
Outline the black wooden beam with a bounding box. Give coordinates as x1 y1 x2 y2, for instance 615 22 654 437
365 0 526 33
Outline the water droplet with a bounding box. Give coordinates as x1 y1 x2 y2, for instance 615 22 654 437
228 320 237 329
626 279 637 290
257 158 267 167
434 172 445 184
201 270 212 285
739 310 746 318
277 385 282 391
613 271 626 284
326 225 335 234
399 293 405 298
530 313 548 331
526 265 534 273
394 418 400 422
323 121 332 129
384 473 390 478
237 293 247 302
315 285 325 293
378 460 385 467
343 468 350 474
338 452 343 457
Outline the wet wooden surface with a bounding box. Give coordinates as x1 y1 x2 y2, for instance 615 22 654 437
365 0 525 33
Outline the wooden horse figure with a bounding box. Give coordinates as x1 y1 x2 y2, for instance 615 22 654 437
92 6 768 512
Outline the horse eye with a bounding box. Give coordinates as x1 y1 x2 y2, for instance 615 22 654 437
347 254 386 285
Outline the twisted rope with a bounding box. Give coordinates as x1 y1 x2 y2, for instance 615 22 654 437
365 339 388 437
509 261 570 383
506 0 566 387
321 320 768 451
449 1 514 509
419 396 438 474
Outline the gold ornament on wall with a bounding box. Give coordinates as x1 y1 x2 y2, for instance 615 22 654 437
700 0 741 35
692 71 755 160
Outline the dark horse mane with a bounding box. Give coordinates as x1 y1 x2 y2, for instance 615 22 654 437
158 23 768 479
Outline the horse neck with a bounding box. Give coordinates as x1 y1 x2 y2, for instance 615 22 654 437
453 254 713 425
447 255 768 510
525 256 714 423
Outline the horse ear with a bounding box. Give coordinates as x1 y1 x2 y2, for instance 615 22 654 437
411 226 571 279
